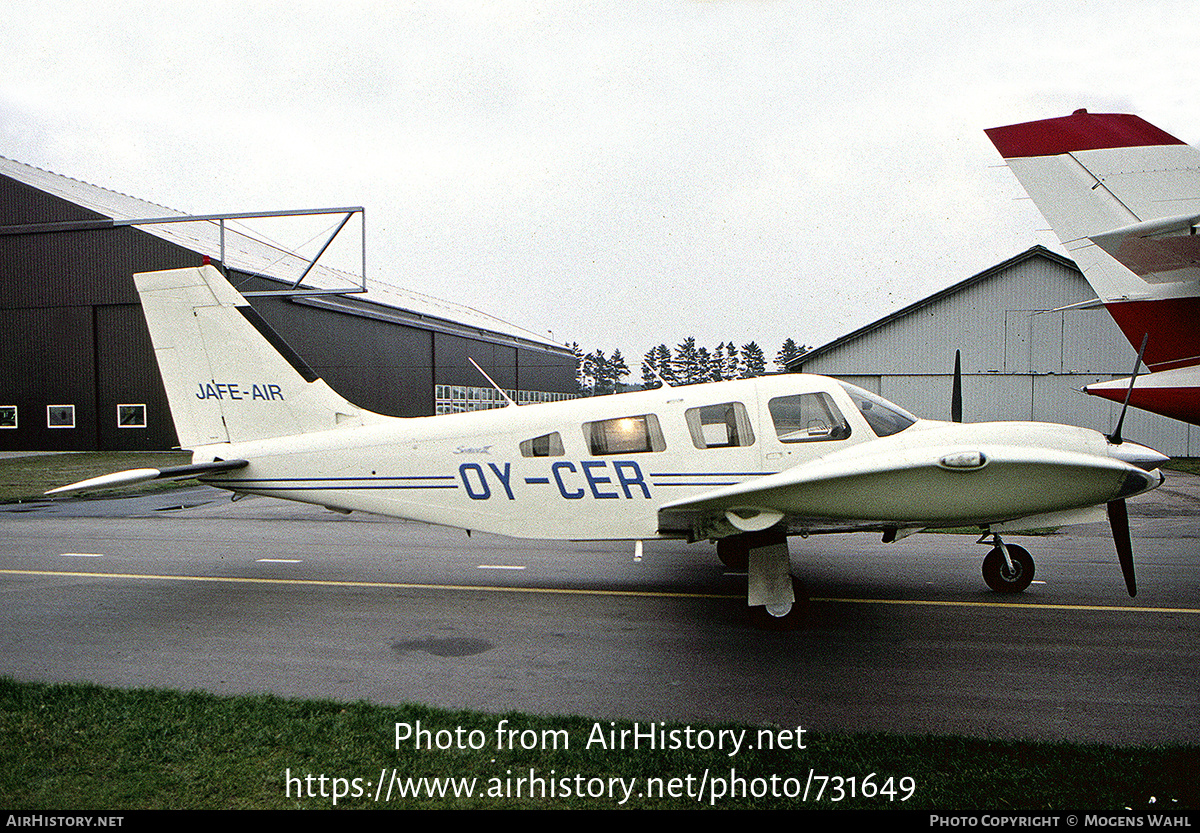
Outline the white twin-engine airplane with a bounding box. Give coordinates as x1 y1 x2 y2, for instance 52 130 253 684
50 264 1168 624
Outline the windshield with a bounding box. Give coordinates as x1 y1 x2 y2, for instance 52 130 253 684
838 382 918 437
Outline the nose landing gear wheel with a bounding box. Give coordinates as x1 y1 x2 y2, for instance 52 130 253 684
982 544 1034 593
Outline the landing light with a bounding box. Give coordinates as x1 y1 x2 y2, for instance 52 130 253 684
938 451 987 470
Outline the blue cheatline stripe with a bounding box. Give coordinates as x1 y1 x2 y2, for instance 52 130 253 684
653 482 739 487
211 475 458 491
648 471 769 478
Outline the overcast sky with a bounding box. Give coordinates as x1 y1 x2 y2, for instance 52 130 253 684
3 1 1198 366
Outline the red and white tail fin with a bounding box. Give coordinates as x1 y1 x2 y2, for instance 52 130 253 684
986 110 1200 374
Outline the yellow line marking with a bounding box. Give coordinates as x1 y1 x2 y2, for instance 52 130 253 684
2 568 1198 613
0 568 729 600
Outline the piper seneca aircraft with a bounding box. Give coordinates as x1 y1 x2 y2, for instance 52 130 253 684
50 264 1169 625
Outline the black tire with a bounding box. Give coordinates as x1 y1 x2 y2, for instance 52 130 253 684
716 537 749 571
747 576 809 630
982 544 1035 593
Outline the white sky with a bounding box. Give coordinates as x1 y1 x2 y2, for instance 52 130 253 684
3 1 1198 365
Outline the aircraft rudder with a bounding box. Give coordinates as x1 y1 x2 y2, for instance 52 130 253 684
134 263 365 448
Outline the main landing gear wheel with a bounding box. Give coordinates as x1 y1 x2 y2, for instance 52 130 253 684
747 576 809 631
716 537 749 571
982 543 1034 593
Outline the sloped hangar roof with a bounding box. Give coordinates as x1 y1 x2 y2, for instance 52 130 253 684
0 155 563 351
788 246 1082 371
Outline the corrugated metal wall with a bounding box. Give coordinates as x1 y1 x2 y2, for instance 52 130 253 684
798 253 1197 456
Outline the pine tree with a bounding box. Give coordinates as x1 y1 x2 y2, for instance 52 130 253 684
774 338 807 371
722 341 739 381
675 337 702 385
654 344 676 386
609 349 630 393
697 346 712 384
740 341 766 378
588 349 610 395
641 347 660 389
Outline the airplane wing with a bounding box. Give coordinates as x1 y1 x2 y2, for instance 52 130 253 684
46 459 249 496
657 436 1155 539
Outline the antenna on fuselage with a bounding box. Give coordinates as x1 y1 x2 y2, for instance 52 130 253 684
467 357 516 407
650 366 674 389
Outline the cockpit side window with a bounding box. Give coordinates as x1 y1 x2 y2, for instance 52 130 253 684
685 402 755 449
582 414 666 455
837 382 917 437
767 393 851 443
520 432 565 457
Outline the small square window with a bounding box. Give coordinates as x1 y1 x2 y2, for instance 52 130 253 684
685 402 755 449
520 432 565 458
0 406 16 428
47 405 75 428
118 404 147 428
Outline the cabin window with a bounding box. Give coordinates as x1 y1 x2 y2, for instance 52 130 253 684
520 432 565 457
582 414 666 455
0 406 15 429
47 405 75 429
837 382 917 437
685 402 755 449
117 404 147 428
768 393 851 443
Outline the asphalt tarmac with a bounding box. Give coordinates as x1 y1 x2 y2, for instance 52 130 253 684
1 473 1197 746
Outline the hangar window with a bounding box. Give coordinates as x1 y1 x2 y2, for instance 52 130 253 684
0 406 15 428
583 414 666 455
118 404 147 428
768 393 850 443
47 405 75 429
520 432 564 457
685 402 755 449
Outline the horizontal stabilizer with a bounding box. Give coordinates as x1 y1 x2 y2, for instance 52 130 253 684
46 459 248 496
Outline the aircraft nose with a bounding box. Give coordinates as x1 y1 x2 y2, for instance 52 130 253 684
1107 440 1170 471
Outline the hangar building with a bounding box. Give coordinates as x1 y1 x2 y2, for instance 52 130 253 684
0 157 577 452
790 246 1197 458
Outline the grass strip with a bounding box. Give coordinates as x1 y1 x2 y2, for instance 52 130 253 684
0 452 192 503
0 677 1195 810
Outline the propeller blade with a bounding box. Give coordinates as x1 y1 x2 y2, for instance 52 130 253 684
1107 333 1149 445
951 350 963 423
1106 499 1137 597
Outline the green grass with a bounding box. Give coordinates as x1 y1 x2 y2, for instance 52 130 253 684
1164 458 1200 476
0 451 192 503
0 677 1195 810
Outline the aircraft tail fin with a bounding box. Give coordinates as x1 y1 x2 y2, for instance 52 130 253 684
986 110 1200 286
135 264 375 449
987 110 1200 370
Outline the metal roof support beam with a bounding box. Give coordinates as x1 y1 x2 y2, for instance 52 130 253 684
0 206 367 296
